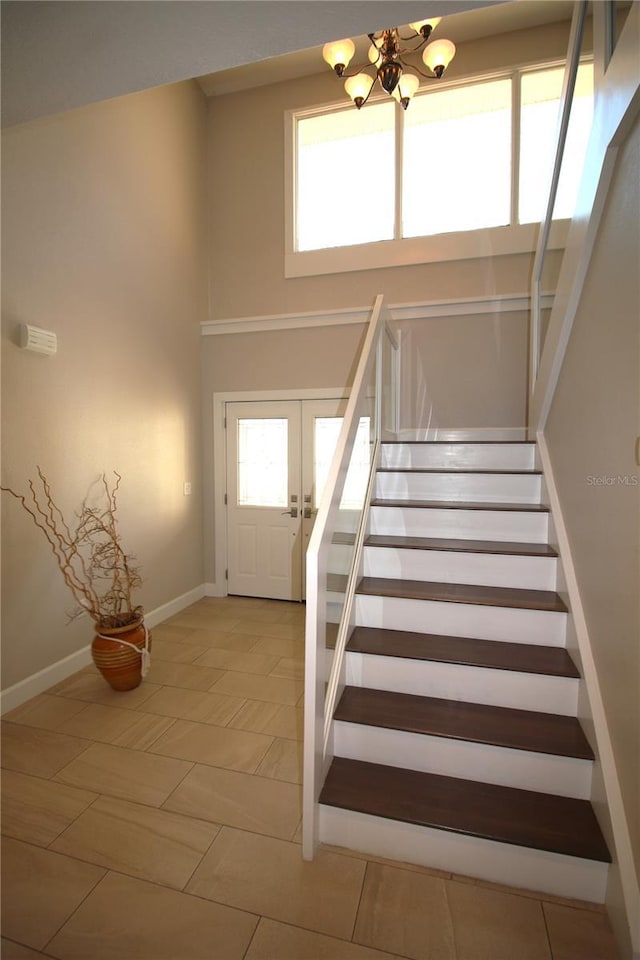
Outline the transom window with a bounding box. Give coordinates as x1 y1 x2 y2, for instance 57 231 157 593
287 61 593 275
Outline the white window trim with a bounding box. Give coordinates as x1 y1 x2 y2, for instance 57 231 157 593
285 58 591 279
285 221 570 278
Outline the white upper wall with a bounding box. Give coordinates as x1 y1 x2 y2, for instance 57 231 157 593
1 0 499 127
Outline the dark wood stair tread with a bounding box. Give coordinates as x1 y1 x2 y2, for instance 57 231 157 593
335 686 593 759
320 757 610 862
332 532 356 545
371 499 549 512
327 573 348 593
347 626 579 678
356 577 568 613
365 535 557 557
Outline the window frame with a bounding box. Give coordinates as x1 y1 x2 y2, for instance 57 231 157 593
284 57 593 279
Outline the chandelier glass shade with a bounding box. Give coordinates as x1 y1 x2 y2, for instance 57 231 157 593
322 18 456 110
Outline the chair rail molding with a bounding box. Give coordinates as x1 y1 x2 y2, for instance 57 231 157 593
201 293 554 338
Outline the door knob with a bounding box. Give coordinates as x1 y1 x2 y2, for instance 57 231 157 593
282 507 298 518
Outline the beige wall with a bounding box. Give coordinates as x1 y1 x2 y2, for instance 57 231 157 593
399 310 528 429
545 117 640 883
1 81 209 690
207 21 575 321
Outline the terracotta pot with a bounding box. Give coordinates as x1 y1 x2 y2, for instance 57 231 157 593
91 618 151 691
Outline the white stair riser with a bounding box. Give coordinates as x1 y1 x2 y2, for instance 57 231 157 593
395 430 528 442
370 506 549 542
376 472 541 504
345 651 578 715
381 444 536 471
333 722 592 798
355 595 567 646
363 546 557 591
319 806 608 903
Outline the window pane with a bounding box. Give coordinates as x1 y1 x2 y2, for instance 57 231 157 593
297 102 395 251
402 79 511 237
519 63 594 224
237 419 288 507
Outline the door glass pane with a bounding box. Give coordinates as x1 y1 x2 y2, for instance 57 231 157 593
237 418 288 507
297 102 395 251
402 78 511 237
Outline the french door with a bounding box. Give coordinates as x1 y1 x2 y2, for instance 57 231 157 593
225 398 347 600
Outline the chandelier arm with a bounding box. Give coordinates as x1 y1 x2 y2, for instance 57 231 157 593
358 80 377 109
338 62 378 81
405 61 441 81
395 34 429 54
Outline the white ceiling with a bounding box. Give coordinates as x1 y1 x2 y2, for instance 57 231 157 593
197 0 576 98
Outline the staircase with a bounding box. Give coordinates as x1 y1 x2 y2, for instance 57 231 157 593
318 439 611 902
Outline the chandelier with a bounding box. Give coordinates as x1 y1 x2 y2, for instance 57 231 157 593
322 18 456 110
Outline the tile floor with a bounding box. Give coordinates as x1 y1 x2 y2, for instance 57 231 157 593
1 596 619 959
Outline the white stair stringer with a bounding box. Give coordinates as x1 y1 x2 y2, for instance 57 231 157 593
319 805 609 903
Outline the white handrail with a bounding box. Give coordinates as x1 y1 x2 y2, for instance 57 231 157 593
302 293 398 860
529 0 587 395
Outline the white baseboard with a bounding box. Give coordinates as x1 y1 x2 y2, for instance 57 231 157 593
396 427 528 441
204 581 226 598
143 584 206 629
0 645 94 715
0 583 208 715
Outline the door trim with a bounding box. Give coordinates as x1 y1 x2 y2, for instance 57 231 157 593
211 388 348 598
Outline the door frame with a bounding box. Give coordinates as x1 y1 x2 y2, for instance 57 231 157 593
211 388 348 598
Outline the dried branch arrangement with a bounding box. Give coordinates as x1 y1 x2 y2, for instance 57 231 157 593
1 468 142 628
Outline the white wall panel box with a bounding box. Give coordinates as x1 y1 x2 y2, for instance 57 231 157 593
19 324 57 356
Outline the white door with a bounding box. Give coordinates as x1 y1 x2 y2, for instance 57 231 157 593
226 398 346 600
226 401 302 601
